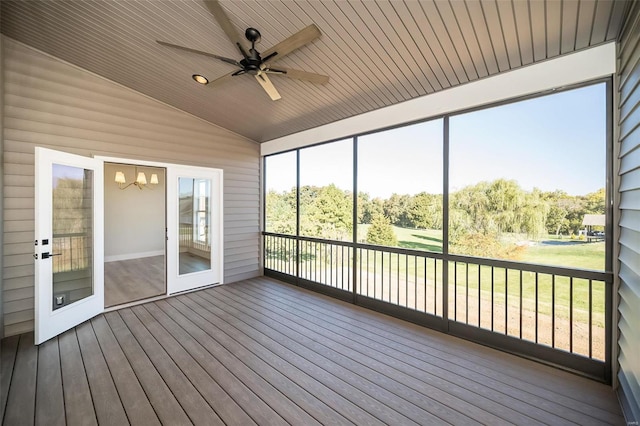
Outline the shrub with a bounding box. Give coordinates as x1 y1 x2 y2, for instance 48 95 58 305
366 214 397 246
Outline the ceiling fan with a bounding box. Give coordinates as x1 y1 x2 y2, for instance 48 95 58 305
157 0 329 101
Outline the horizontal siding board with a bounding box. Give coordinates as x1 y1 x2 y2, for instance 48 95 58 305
620 82 640 123
4 298 34 314
3 174 34 187
620 121 640 157
619 26 640 85
3 243 33 256
3 220 34 232
224 267 260 281
2 119 259 168
619 188 640 209
3 254 32 268
620 163 640 191
2 188 33 199
3 288 33 303
4 321 34 338
3 232 34 245
224 239 260 248
3 265 34 280
2 277 34 292
619 281 640 319
3 136 259 174
620 209 640 232
224 252 260 263
619 228 640 253
619 371 640 423
3 199 34 210
619 102 640 141
618 340 640 405
3 164 34 176
2 40 259 336
225 270 262 283
619 264 640 296
225 246 259 257
5 309 33 326
3 209 33 221
619 2 640 56
620 146 640 174
620 64 640 109
619 245 640 278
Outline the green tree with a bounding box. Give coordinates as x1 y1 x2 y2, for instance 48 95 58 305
265 189 296 234
543 190 569 235
485 179 524 233
366 214 397 246
301 184 352 240
357 192 384 224
408 192 442 230
584 188 606 214
521 189 549 239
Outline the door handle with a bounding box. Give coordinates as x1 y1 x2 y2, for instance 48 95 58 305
42 252 62 259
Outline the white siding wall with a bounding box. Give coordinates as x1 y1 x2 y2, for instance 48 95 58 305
1 38 260 337
617 2 640 423
0 29 5 337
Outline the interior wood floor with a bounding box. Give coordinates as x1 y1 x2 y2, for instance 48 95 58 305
104 256 165 308
1 277 624 426
178 252 210 275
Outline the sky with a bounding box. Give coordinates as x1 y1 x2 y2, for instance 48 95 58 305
265 83 606 198
53 164 86 187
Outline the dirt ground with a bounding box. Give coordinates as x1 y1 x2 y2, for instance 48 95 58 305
304 266 605 361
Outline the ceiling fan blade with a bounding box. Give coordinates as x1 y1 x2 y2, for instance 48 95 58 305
157 40 240 66
265 67 329 85
254 73 281 101
204 71 235 87
261 24 321 65
203 0 249 57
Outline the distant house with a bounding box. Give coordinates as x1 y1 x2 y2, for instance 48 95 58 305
582 214 605 241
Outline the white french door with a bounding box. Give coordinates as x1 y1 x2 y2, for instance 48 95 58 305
166 165 223 294
34 148 104 345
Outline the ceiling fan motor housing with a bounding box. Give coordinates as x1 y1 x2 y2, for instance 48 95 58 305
241 50 262 74
245 27 261 43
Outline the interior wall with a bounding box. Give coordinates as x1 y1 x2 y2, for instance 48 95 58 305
616 2 640 422
1 37 260 337
104 163 165 261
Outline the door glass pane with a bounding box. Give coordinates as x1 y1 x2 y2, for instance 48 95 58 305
179 177 211 275
52 164 93 310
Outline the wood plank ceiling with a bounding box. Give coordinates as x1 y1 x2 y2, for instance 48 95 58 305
0 0 631 143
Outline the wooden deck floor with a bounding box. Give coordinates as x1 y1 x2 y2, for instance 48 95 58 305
1 277 624 425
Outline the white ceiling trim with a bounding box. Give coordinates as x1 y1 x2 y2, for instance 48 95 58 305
261 42 616 156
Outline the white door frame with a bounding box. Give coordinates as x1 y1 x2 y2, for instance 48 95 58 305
35 148 104 344
96 156 224 295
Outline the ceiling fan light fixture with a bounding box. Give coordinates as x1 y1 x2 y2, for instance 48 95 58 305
192 74 209 85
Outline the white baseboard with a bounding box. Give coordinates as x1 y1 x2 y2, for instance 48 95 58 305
105 250 164 263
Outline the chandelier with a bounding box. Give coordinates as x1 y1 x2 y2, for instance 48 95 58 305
114 168 158 190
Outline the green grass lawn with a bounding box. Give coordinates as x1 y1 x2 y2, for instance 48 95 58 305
274 227 607 323
354 225 607 321
522 238 605 271
374 225 605 271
